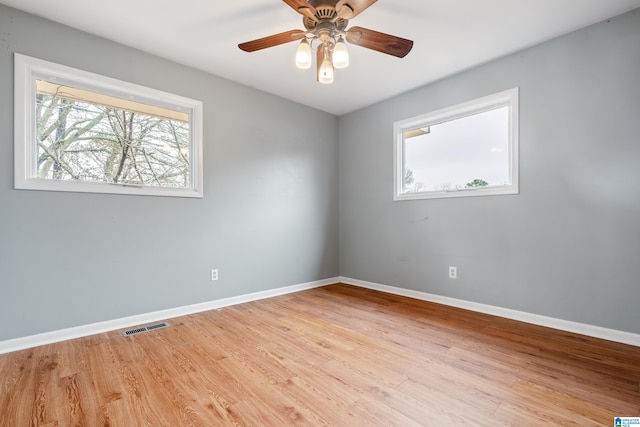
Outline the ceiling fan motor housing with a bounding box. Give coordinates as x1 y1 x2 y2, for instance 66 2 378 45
303 5 348 33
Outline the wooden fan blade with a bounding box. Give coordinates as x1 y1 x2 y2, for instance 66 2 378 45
336 0 377 19
345 26 413 58
238 30 306 52
282 0 318 22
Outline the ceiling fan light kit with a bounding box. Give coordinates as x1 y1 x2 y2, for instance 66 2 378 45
239 0 413 85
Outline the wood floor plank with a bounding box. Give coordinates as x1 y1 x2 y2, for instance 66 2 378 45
393 378 500 426
346 397 425 427
257 338 333 370
1 283 639 426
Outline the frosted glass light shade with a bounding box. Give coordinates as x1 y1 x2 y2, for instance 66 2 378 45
332 36 349 68
318 58 334 84
295 39 312 69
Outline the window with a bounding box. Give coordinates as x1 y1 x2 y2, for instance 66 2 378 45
14 53 203 198
393 88 519 201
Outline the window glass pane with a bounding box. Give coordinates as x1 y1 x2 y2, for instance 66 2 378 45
402 107 509 193
15 53 203 198
35 80 191 188
394 88 518 201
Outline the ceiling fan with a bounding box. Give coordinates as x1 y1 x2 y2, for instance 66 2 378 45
238 0 413 84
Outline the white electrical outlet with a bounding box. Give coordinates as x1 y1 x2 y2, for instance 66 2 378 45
449 266 457 279
210 269 219 281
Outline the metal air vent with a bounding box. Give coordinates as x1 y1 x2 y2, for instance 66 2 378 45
122 322 169 337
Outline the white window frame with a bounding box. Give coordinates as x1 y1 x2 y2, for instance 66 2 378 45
14 53 204 198
393 88 519 201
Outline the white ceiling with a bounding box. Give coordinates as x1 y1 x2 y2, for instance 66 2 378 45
3 0 640 115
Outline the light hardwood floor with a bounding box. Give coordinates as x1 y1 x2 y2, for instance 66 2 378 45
0 284 638 426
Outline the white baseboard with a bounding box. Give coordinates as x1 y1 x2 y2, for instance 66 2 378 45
3 275 638 354
339 276 640 347
0 277 337 355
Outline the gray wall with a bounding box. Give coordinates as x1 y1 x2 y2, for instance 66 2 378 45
2 5 639 343
339 9 640 334
0 5 339 341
